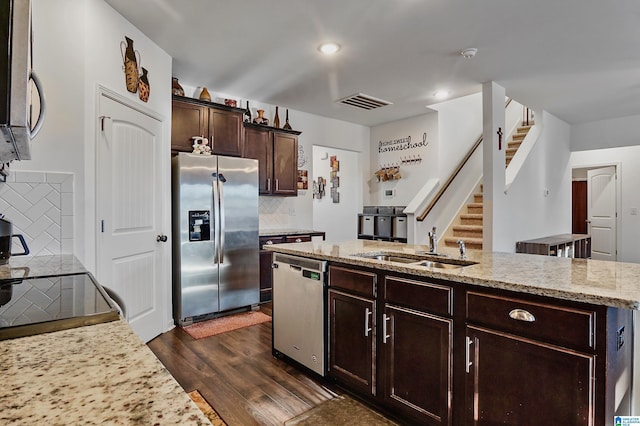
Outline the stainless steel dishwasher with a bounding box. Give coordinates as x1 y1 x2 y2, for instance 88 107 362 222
272 253 327 376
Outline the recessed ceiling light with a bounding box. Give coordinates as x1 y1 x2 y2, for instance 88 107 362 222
434 90 449 100
318 42 341 55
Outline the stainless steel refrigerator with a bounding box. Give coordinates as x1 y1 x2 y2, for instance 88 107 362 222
172 152 259 326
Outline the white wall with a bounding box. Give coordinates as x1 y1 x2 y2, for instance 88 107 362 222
12 0 172 272
312 146 362 243
571 147 640 264
494 110 572 251
571 114 640 151
369 112 438 207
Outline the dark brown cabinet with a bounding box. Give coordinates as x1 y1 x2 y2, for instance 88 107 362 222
328 289 377 397
171 96 244 156
381 277 453 425
327 265 377 397
465 325 594 425
260 232 324 302
243 123 299 196
463 289 633 425
321 261 633 425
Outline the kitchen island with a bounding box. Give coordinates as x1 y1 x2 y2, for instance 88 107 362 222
266 239 638 425
0 255 210 425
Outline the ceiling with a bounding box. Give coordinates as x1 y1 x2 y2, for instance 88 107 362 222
105 0 640 127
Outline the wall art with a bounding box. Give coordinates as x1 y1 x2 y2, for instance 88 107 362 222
120 36 150 102
297 170 308 190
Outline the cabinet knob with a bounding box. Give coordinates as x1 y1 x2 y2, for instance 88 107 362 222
295 238 302 243
265 240 273 245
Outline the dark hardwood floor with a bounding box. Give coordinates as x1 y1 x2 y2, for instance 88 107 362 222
147 303 355 425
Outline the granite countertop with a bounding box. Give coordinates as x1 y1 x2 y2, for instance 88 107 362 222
265 239 640 310
259 228 325 237
0 319 210 425
0 254 86 281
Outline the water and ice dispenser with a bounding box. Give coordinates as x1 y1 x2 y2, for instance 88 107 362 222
188 210 210 241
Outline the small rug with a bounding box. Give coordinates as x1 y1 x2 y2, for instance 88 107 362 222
188 390 227 426
284 395 398 425
182 311 271 339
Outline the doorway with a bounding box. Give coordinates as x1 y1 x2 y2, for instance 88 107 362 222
96 89 169 342
312 146 362 243
571 165 619 261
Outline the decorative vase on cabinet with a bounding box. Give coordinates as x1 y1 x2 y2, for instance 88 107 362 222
172 77 184 96
199 87 211 102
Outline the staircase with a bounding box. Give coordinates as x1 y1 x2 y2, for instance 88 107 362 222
505 123 533 167
444 185 484 250
442 123 534 250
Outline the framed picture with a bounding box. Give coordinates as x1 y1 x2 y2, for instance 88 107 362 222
332 176 340 187
330 156 340 172
332 189 340 203
297 170 308 190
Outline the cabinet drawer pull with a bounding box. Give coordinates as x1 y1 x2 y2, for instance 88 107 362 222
382 314 391 344
509 308 536 322
265 240 273 245
364 307 372 337
465 336 473 373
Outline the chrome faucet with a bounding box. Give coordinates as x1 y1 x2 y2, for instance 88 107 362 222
457 240 466 259
428 226 437 254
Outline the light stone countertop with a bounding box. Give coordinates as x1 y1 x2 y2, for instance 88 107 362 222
0 319 210 425
265 239 640 309
259 228 325 237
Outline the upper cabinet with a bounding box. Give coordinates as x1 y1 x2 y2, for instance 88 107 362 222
171 96 244 157
243 122 300 196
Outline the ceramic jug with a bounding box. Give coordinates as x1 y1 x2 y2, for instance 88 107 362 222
120 36 140 93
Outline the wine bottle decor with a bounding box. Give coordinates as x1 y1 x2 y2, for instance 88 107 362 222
273 106 281 128
244 101 252 122
283 109 292 130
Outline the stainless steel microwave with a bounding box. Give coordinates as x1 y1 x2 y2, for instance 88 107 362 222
0 0 45 164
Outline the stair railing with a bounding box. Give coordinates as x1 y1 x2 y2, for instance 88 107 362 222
417 98 512 222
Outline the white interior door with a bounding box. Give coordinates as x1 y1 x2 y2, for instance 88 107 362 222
587 166 617 261
97 93 167 342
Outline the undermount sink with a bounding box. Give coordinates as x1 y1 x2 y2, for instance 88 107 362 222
353 252 477 268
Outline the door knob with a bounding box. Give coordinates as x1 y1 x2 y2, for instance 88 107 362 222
156 234 168 242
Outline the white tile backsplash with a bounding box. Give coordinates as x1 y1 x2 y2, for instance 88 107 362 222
0 171 74 257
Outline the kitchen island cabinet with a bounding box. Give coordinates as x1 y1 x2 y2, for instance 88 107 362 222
265 239 638 425
328 265 377 397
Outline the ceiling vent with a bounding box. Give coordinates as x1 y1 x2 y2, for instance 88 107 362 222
337 93 392 110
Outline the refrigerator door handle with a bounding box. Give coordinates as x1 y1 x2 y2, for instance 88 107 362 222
212 175 220 263
218 177 225 263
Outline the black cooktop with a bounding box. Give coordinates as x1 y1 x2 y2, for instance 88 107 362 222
0 273 119 340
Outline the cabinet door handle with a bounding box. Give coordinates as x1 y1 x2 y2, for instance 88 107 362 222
267 178 271 192
509 308 536 322
364 307 373 337
465 336 474 373
275 179 280 191
382 313 391 344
